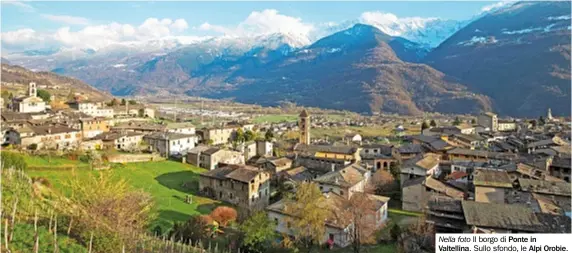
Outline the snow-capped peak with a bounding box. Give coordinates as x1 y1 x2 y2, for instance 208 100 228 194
314 17 468 48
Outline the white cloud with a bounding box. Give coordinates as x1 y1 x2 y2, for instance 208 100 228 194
1 29 41 46
1 0 34 12
198 9 314 37
1 17 196 51
41 14 90 25
480 1 516 13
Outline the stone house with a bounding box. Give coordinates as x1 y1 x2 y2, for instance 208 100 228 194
256 140 273 157
473 169 513 204
401 176 465 212
92 131 145 151
267 191 389 248
7 124 82 150
400 153 440 186
293 144 360 173
80 117 110 138
260 157 293 176
314 163 371 199
199 164 270 210
360 144 400 172
237 141 257 161
144 132 197 157
187 147 245 170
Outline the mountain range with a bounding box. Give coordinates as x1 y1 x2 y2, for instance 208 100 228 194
3 1 570 117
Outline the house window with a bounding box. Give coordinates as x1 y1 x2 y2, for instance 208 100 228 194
229 193 234 199
219 191 223 198
319 186 323 191
274 218 278 225
219 181 223 187
340 190 344 196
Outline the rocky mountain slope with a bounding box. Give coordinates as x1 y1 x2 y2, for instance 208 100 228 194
425 1 571 117
1 63 112 101
187 24 492 115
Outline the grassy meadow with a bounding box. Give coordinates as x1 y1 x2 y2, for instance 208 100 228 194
26 160 220 232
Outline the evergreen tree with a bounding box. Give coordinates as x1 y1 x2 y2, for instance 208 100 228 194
453 117 461 126
244 130 255 142
429 119 437 127
265 129 274 141
37 89 51 102
421 121 430 131
539 116 546 126
235 128 245 143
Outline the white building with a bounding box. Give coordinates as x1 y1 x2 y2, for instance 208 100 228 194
12 82 46 113
497 120 517 132
477 112 498 132
256 140 273 157
68 100 114 118
144 132 197 157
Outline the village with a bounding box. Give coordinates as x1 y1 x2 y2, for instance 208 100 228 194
1 81 571 252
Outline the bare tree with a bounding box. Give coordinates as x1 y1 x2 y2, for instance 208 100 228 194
335 193 378 253
399 216 435 253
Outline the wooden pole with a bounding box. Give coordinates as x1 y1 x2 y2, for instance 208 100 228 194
88 232 93 253
4 218 10 253
9 197 18 242
53 214 58 253
33 210 39 253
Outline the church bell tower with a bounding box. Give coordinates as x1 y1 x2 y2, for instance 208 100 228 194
299 110 310 144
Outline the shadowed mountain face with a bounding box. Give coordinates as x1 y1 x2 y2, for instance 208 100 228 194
425 1 571 117
194 24 491 115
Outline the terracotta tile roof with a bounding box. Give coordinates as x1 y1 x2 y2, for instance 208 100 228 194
462 201 543 232
473 169 513 188
518 178 571 196
201 164 263 183
314 164 368 188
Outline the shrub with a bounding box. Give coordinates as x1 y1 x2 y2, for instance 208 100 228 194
0 152 27 170
210 206 237 227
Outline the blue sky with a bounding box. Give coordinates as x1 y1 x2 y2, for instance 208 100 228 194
1 1 507 51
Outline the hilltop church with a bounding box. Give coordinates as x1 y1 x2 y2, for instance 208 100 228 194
11 82 46 113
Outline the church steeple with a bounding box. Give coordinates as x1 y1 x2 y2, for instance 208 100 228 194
547 108 553 121
299 110 310 145
29 82 37 97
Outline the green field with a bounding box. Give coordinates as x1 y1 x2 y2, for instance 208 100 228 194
253 114 298 123
24 154 90 168
0 223 88 253
27 161 220 232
